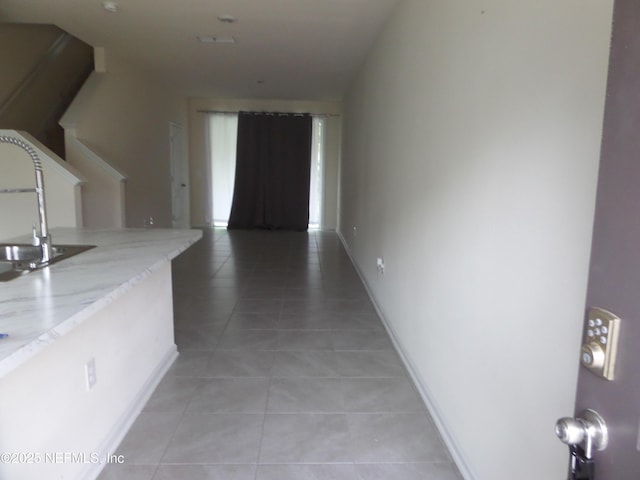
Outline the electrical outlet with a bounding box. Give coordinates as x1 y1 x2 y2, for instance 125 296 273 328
85 358 97 390
376 257 385 274
353 226 357 237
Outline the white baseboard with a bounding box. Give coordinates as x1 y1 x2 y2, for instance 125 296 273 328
79 345 179 480
336 231 477 480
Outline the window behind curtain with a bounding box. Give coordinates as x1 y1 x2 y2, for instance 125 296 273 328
309 117 324 228
207 112 323 228
208 113 238 226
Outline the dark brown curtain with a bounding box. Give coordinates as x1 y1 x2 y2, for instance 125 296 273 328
227 112 313 231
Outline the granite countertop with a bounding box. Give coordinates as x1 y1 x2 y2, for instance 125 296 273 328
0 227 202 378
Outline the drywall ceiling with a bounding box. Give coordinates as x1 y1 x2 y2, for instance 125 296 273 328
0 0 400 100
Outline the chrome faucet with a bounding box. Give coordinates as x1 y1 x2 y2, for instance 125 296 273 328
0 135 52 263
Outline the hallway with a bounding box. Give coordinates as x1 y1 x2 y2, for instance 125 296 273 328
98 229 462 480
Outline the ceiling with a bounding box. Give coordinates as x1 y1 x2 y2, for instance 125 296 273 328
0 0 400 101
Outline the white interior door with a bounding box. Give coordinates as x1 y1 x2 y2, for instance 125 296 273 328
169 122 189 228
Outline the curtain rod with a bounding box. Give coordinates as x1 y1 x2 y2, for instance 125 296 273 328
197 109 340 117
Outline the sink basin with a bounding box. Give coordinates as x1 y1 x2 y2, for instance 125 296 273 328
0 243 95 281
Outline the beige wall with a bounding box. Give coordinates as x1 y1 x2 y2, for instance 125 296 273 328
63 132 126 229
63 50 188 228
339 1 613 479
0 24 62 105
188 97 342 229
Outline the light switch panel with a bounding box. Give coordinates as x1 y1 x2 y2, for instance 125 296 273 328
580 307 620 381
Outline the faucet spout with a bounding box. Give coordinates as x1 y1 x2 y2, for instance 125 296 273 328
0 135 52 263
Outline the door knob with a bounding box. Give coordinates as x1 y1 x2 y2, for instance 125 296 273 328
556 417 589 445
556 410 607 479
555 409 608 457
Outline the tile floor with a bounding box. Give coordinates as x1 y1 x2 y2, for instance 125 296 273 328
98 229 462 480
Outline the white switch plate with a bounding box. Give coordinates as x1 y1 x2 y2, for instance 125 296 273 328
85 358 97 390
376 257 385 274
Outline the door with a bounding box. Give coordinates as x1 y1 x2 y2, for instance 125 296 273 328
169 121 189 228
563 1 640 477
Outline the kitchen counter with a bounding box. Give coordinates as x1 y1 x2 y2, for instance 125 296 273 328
0 227 202 378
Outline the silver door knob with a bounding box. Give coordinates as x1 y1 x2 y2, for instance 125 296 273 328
555 417 588 445
555 409 608 458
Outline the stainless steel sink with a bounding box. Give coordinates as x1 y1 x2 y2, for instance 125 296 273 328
0 243 95 281
0 244 43 262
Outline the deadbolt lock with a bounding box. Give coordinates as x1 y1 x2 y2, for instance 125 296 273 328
581 343 605 370
580 308 620 381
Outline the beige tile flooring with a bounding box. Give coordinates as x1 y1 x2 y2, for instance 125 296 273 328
98 229 462 480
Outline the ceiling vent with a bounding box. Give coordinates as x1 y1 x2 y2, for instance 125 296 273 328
217 14 237 24
197 35 236 45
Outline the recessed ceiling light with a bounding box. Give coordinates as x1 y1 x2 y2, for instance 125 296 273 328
102 1 118 13
197 35 236 45
217 14 237 23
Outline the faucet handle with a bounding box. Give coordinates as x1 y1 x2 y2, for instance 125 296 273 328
31 225 41 246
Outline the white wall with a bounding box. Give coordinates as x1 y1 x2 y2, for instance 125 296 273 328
322 116 341 229
188 97 342 229
0 131 83 241
339 1 613 479
62 50 188 228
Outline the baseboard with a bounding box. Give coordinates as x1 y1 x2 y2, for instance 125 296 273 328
79 345 179 480
336 231 477 480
